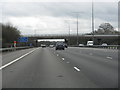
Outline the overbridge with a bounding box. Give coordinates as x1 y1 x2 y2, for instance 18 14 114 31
24 34 119 46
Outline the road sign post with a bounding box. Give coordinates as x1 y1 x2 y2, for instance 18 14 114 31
14 41 16 47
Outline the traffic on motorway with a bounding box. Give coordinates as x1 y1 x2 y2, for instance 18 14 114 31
2 46 118 88
1 1 119 89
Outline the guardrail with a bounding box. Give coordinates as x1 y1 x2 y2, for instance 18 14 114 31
87 45 119 49
71 45 119 49
0 46 34 52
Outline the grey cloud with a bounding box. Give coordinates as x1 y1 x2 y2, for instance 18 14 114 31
94 2 118 21
1 2 118 35
2 2 117 22
2 2 92 18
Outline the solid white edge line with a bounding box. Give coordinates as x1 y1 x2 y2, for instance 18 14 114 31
74 67 80 71
0 48 38 70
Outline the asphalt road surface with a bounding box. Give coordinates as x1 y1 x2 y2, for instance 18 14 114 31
2 47 118 88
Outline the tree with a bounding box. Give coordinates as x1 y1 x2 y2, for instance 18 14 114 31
90 23 120 35
2 23 21 47
98 23 114 34
99 23 114 31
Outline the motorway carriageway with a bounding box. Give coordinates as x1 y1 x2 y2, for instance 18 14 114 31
1 47 118 88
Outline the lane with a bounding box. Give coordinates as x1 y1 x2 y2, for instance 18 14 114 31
2 48 37 65
67 47 118 61
50 47 118 88
3 47 99 88
1 48 38 70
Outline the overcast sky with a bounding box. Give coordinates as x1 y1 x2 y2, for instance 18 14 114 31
0 0 119 35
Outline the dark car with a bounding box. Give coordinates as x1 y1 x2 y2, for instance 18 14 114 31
56 42 65 50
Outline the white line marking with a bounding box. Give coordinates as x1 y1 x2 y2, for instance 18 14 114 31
74 67 80 72
90 53 93 55
106 56 112 59
62 58 65 61
0 48 38 70
66 61 70 63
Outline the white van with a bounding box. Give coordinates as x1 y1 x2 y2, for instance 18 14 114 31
87 41 93 46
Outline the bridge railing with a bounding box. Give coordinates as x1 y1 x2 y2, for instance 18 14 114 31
0 46 33 52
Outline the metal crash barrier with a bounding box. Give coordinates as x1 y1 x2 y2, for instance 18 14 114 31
0 46 33 52
79 45 119 50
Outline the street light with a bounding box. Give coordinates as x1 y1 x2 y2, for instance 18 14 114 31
72 12 81 45
34 29 37 36
92 0 95 44
65 20 71 45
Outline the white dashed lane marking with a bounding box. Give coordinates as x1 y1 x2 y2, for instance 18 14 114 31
89 53 93 55
106 56 112 60
74 67 80 72
62 58 65 61
66 61 70 63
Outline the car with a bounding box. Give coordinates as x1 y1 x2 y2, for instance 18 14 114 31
55 42 65 50
41 44 46 48
49 45 54 48
101 43 107 46
87 41 93 46
79 44 84 47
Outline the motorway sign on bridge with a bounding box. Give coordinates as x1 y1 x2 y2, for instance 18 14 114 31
18 37 28 42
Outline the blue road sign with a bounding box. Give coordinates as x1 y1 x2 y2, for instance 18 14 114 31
29 43 32 46
18 37 28 42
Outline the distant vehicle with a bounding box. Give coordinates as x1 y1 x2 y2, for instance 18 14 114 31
87 41 93 46
56 42 65 50
49 45 54 48
64 43 68 48
79 44 84 47
41 44 46 48
101 43 107 46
